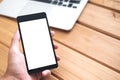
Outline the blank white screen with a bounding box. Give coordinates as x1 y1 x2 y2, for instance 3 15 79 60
19 18 56 70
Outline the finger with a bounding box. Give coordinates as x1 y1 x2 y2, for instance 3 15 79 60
32 70 51 79
54 44 58 49
35 70 51 79
56 55 61 61
51 31 55 37
10 30 20 53
41 70 51 77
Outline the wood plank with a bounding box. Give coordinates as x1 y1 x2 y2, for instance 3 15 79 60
51 23 120 72
0 26 13 47
78 3 120 39
0 43 8 77
0 16 17 33
89 0 120 11
0 0 3 3
52 41 120 80
0 16 17 47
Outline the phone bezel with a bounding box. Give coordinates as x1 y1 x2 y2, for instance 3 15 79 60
17 12 58 74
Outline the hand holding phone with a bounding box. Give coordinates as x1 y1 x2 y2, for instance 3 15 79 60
17 12 58 74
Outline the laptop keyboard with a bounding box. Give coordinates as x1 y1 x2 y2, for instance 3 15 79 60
33 0 81 8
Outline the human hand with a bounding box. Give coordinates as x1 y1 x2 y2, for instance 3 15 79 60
0 30 60 80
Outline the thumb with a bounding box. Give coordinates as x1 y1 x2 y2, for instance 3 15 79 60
10 30 20 53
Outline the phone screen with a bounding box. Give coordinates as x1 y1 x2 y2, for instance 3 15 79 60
17 13 57 73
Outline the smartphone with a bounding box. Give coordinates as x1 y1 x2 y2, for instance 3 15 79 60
17 12 58 74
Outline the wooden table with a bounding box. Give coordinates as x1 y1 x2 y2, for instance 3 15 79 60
0 0 120 80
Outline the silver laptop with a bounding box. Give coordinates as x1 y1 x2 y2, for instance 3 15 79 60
0 0 88 30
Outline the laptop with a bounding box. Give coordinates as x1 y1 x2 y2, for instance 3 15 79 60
0 0 88 30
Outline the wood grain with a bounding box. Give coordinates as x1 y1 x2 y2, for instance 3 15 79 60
52 41 120 80
78 3 120 39
0 0 3 3
90 0 120 11
0 44 8 76
0 16 17 47
51 23 120 72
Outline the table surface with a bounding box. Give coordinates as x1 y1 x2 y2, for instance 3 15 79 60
0 0 120 80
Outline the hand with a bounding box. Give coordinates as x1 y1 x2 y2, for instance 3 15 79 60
0 30 60 80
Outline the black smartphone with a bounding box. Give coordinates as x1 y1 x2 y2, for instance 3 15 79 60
17 12 58 74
